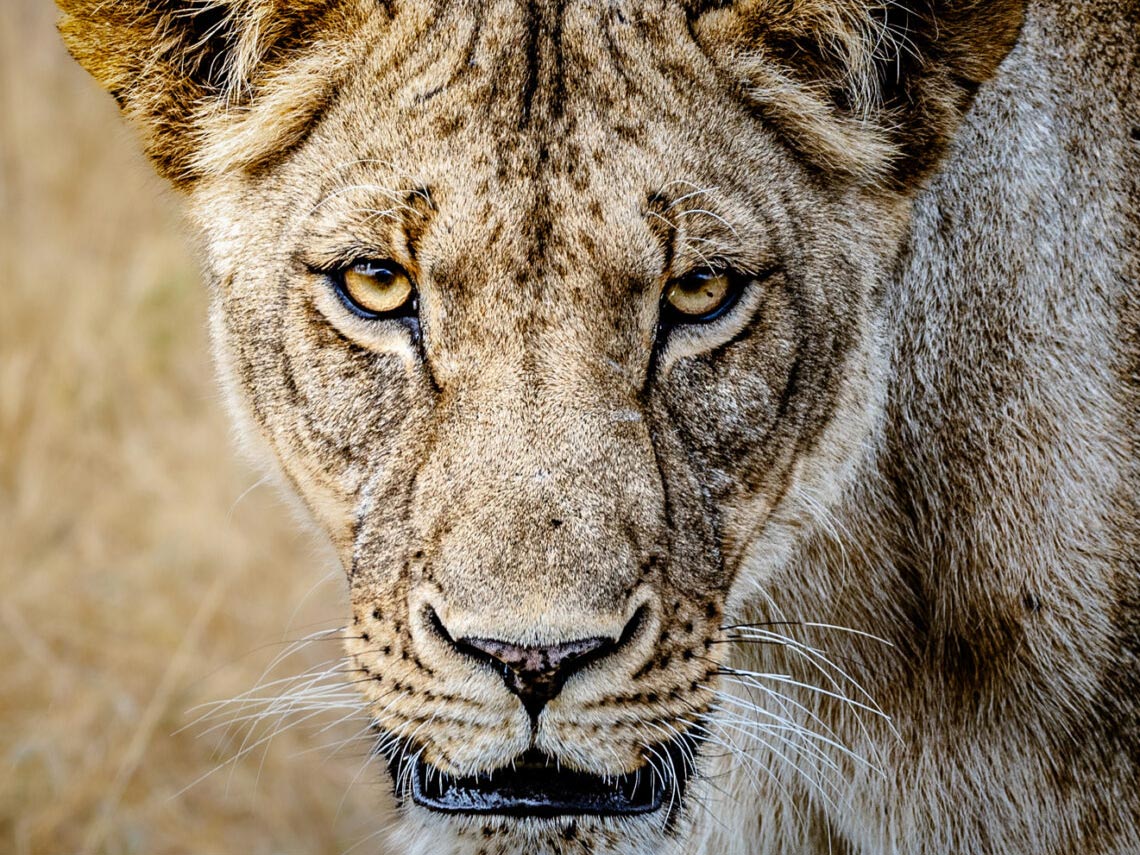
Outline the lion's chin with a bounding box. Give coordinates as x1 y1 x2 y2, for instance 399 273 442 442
385 807 681 855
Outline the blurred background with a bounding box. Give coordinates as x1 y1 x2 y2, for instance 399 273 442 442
1 4 385 853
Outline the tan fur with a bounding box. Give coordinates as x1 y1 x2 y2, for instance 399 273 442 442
59 1 1138 853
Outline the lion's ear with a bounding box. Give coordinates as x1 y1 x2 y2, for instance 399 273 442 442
58 0 371 188
693 0 1024 184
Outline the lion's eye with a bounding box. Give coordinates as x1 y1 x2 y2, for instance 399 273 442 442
661 269 741 324
336 260 416 318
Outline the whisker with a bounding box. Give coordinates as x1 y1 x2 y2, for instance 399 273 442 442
716 666 892 723
666 186 721 209
706 716 841 815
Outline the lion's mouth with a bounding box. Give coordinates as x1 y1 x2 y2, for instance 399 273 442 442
398 744 695 818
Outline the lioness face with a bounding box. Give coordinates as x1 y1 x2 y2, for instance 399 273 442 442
61 0 1020 851
205 7 894 850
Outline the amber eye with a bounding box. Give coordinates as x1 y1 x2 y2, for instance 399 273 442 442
336 260 416 318
661 269 740 324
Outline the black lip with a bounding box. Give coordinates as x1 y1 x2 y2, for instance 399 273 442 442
411 750 663 817
391 740 698 819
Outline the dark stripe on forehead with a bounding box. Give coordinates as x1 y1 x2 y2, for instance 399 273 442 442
506 1 568 130
519 2 541 127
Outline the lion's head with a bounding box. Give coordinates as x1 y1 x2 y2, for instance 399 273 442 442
60 1 1021 852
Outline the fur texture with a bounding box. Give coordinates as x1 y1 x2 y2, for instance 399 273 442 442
59 1 1138 853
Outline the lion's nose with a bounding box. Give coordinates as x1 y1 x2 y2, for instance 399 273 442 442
420 604 651 722
453 634 616 722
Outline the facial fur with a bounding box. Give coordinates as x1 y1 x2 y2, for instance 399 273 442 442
60 1 1140 853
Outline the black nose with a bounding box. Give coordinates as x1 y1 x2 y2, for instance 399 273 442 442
455 634 615 721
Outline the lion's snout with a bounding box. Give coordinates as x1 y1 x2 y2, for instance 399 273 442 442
366 588 706 818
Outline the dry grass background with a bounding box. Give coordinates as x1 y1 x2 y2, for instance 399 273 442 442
1 3 388 853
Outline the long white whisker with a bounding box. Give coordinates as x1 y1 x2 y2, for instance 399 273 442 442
719 667 891 722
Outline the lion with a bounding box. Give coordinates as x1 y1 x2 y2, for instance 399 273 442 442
58 0 1138 852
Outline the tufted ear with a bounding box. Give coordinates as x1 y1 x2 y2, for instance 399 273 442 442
57 0 376 188
692 0 1024 185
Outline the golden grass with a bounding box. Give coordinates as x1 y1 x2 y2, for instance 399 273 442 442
1 4 387 853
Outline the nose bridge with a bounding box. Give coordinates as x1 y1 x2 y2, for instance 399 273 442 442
412 350 664 628
441 356 618 503
436 337 649 511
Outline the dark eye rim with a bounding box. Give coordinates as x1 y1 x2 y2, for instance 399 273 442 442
329 259 420 322
658 267 749 332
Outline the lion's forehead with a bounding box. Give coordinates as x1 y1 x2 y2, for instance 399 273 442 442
366 0 700 126
318 0 773 190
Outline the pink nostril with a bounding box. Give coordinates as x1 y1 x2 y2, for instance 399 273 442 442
424 606 647 725
456 635 614 721
426 606 646 722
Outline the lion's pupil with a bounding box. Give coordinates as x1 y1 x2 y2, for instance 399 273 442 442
356 263 392 283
